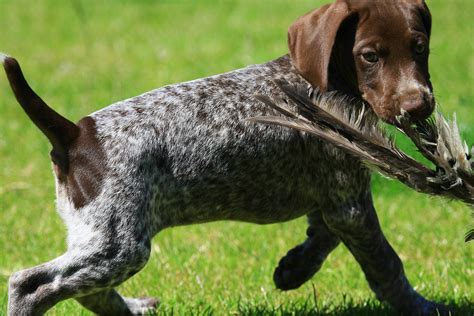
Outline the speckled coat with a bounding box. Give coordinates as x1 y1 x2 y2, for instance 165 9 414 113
6 55 444 315
87 55 369 230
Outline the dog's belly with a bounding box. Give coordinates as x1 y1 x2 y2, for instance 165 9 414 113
149 143 320 226
144 127 369 228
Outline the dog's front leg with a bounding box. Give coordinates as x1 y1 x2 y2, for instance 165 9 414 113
321 191 450 315
273 210 340 290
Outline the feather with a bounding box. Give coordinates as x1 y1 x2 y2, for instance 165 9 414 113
251 80 474 241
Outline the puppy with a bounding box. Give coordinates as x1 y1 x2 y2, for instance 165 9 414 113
3 0 449 315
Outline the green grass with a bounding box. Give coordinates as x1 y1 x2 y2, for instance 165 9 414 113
0 0 472 315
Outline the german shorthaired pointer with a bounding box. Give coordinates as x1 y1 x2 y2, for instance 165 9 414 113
3 0 448 315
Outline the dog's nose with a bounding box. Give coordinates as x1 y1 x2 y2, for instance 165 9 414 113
400 95 433 121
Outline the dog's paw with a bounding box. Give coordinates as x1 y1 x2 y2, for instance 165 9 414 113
396 295 454 316
123 296 159 315
413 300 453 316
273 244 321 291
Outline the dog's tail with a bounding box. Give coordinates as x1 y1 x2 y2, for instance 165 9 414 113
1 53 80 173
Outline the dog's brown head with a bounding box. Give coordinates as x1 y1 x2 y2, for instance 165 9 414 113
288 0 434 124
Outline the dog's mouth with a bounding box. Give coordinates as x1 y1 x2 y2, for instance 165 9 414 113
369 96 436 126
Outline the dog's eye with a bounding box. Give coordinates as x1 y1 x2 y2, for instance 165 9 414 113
362 52 379 63
414 42 426 55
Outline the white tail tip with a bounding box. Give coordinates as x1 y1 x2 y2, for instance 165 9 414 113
0 52 10 65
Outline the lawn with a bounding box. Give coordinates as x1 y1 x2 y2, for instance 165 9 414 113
0 0 472 315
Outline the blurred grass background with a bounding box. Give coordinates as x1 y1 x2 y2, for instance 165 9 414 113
0 0 472 315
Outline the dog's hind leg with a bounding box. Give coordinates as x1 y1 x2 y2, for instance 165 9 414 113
8 232 153 315
76 289 159 315
273 210 341 290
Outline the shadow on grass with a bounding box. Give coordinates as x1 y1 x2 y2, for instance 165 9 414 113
236 298 474 316
151 297 473 315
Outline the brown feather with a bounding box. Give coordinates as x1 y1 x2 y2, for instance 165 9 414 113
250 80 473 241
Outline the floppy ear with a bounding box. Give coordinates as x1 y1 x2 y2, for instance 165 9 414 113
288 1 352 91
